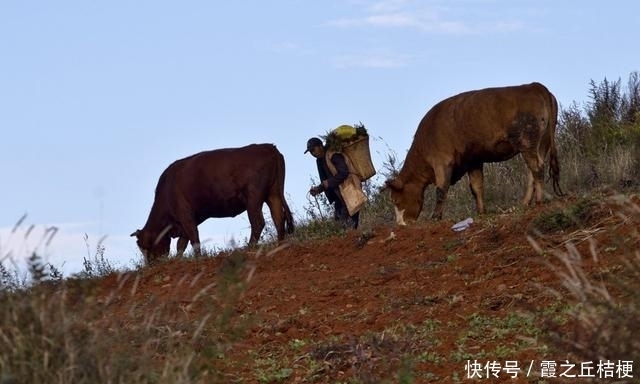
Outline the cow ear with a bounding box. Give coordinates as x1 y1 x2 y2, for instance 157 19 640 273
386 178 404 190
130 229 141 237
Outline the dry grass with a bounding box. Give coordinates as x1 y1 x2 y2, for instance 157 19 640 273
0 250 254 384
528 194 640 382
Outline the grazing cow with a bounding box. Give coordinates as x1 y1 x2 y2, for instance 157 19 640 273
386 82 563 224
131 144 294 263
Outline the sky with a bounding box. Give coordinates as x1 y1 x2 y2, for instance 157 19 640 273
1 1 638 275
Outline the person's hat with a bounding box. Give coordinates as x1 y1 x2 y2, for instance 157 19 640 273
304 137 323 154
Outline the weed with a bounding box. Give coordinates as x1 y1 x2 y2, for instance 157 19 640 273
72 234 114 279
416 351 441 364
443 238 464 251
289 338 307 350
0 263 21 290
452 311 545 366
529 198 596 233
254 357 293 383
0 247 252 383
420 318 442 334
309 330 414 383
535 195 640 368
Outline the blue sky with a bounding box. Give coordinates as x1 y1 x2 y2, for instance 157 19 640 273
1 1 638 274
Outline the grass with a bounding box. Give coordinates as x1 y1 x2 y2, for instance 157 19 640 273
0 249 253 384
533 195 640 368
308 330 415 383
451 311 544 362
528 197 597 234
254 357 293 383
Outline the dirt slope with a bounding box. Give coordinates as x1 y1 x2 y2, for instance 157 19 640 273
89 193 639 383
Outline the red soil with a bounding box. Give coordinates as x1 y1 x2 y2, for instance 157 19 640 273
89 193 639 383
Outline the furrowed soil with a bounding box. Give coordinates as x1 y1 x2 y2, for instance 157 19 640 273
70 193 640 383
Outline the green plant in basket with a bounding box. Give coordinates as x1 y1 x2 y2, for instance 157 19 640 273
325 122 368 152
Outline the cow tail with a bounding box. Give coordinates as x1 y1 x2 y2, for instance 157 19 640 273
283 199 295 235
276 150 295 235
549 141 563 196
548 92 564 197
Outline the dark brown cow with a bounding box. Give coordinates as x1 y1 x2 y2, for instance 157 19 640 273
386 82 563 224
131 143 294 263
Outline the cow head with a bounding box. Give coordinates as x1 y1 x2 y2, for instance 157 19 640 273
130 227 171 264
385 177 424 225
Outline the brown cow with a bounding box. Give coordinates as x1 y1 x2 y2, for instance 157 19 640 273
131 143 294 263
386 82 563 224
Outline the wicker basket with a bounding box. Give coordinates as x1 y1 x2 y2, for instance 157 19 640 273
342 135 376 181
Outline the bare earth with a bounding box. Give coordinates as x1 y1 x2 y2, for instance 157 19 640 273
85 193 639 383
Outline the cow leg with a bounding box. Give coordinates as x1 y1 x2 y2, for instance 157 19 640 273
266 195 285 241
523 168 535 205
246 202 266 246
468 166 485 214
178 216 201 256
176 236 189 257
521 153 545 206
432 165 452 220
534 169 545 203
186 229 201 256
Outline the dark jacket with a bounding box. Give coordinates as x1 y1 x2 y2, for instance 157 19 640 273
316 152 349 203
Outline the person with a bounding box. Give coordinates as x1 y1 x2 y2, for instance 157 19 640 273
305 137 360 229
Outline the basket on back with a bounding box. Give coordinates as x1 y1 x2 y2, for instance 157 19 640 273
325 123 376 181
342 135 376 181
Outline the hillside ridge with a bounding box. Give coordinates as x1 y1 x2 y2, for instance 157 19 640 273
59 192 639 383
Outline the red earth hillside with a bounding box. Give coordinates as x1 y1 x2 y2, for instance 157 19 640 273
85 193 639 383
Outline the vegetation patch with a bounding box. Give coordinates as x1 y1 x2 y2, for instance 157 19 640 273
309 331 416 383
538 196 640 371
528 198 597 233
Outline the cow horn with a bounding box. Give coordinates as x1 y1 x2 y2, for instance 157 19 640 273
130 229 141 237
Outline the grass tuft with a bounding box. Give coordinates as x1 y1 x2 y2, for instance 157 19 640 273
529 198 597 233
